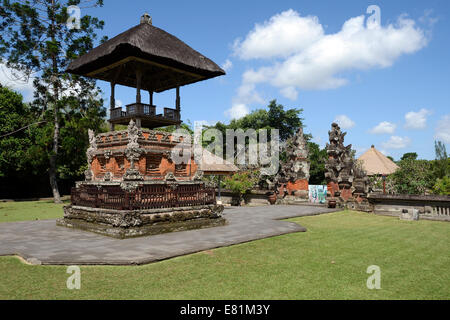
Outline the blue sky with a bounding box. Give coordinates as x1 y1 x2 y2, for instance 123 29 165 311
2 0 449 160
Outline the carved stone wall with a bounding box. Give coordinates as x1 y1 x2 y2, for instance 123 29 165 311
325 122 369 208
275 127 310 199
85 120 200 182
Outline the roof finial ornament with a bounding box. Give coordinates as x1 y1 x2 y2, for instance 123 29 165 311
140 12 152 25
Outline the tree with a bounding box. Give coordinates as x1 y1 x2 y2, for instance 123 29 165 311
387 156 395 162
0 0 106 202
226 99 304 141
389 158 434 195
400 152 418 161
223 171 258 205
432 176 450 195
307 142 327 185
0 86 35 177
433 140 449 179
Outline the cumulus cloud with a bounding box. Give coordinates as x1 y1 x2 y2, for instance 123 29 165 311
404 108 431 129
221 59 233 72
434 115 450 143
233 10 324 60
381 136 411 149
0 63 35 101
224 103 250 119
369 121 397 134
334 115 355 129
230 9 429 104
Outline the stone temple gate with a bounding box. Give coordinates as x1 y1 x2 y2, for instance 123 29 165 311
57 14 226 238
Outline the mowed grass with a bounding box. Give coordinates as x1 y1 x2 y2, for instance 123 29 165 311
0 199 66 223
0 206 449 299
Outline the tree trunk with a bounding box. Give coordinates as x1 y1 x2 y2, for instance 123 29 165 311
49 0 62 204
49 103 62 204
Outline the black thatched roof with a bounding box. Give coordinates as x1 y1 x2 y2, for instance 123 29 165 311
66 19 225 92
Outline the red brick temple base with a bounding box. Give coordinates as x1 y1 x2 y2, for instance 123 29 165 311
277 179 309 204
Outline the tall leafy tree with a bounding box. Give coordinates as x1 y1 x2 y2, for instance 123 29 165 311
307 142 327 185
433 140 449 179
0 0 106 202
226 99 304 141
0 85 34 177
400 152 418 161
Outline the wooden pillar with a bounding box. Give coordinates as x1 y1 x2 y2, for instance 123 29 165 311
176 86 180 110
109 82 116 131
176 86 180 128
149 90 153 106
136 70 142 104
135 69 142 128
110 82 116 110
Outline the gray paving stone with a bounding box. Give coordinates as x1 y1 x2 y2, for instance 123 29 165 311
0 205 337 265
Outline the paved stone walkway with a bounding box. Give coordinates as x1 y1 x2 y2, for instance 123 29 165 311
0 205 337 265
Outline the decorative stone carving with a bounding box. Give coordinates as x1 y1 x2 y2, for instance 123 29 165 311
84 169 93 181
125 120 144 169
123 168 144 181
193 170 204 181
86 129 97 165
273 127 310 201
325 122 369 209
164 172 177 181
103 172 112 182
104 150 112 160
120 181 140 192
325 123 354 206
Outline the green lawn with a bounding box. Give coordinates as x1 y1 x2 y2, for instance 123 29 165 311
0 202 449 299
0 199 66 223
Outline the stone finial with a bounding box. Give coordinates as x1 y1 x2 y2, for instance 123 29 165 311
140 13 152 25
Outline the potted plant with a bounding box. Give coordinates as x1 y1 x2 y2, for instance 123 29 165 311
267 191 277 205
224 171 257 206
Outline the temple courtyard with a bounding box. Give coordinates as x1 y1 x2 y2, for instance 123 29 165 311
0 201 449 299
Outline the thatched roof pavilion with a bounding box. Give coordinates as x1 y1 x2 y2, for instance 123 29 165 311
358 145 399 176
67 13 225 129
199 149 239 175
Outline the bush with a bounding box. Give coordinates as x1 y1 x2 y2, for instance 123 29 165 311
224 171 258 202
432 176 450 195
390 159 434 195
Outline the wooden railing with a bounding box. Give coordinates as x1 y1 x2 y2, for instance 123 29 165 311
71 184 216 210
110 107 127 119
126 103 156 117
109 103 180 121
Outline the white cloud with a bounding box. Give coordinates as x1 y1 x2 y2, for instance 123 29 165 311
404 108 431 129
224 103 250 119
0 63 35 101
434 115 450 143
381 136 411 149
369 121 397 134
233 9 324 60
334 115 355 129
232 9 429 101
280 86 298 100
221 59 233 72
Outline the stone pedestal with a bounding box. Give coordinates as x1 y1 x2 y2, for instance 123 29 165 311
58 204 225 239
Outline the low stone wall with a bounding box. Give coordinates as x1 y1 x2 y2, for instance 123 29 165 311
367 193 450 222
58 204 226 238
216 189 271 206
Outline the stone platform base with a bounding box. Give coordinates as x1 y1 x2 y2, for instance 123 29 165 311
276 195 309 205
57 204 226 239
